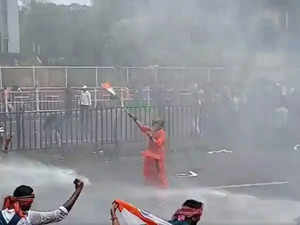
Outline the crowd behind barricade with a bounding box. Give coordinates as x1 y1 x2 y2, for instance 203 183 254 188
138 78 299 146
180 78 298 146
0 77 299 146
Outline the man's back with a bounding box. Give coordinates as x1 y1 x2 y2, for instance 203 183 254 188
0 209 21 225
0 206 68 225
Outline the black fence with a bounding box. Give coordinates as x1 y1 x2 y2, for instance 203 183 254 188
0 105 201 151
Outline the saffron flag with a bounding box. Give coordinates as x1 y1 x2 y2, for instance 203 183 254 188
101 82 117 96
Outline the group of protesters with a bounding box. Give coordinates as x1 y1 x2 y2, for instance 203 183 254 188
1 77 299 148
1 132 203 225
141 78 300 146
0 132 204 225
3 78 299 225
1 78 299 149
0 89 204 224
0 178 203 225
196 79 299 145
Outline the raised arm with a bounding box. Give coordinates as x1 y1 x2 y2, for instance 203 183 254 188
63 178 84 212
127 112 160 143
110 202 121 225
28 179 84 225
127 112 148 131
147 129 165 146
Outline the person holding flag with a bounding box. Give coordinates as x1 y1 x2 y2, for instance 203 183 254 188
128 113 168 188
110 199 203 225
101 81 168 188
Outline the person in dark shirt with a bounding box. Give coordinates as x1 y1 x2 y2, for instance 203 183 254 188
64 86 73 118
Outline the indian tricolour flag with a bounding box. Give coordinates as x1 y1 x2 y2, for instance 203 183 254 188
114 199 172 225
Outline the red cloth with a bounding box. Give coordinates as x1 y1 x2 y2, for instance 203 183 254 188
2 196 33 218
172 206 203 222
141 126 168 188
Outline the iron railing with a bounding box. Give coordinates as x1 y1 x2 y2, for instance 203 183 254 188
0 105 202 151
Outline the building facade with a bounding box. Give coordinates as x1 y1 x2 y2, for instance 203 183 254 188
0 0 20 54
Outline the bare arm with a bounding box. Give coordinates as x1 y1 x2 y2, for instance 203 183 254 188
127 112 157 142
127 112 144 131
147 131 165 146
28 179 84 225
134 119 144 131
63 179 84 212
134 121 155 142
110 203 121 225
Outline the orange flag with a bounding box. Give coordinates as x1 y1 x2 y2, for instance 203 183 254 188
101 82 116 96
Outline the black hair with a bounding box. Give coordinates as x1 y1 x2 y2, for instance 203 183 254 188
13 185 33 197
182 199 203 209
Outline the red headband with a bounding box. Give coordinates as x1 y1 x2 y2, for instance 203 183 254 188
172 206 203 222
2 195 35 218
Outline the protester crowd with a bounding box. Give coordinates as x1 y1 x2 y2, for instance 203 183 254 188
1 77 299 147
0 83 205 225
145 78 300 146
1 79 299 225
0 177 204 225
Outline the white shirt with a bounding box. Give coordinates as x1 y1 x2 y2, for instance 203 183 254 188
1 206 68 225
80 91 91 106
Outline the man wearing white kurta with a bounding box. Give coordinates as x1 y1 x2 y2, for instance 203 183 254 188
0 179 84 225
80 85 91 139
80 85 92 108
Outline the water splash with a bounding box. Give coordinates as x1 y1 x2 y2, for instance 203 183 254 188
124 185 300 224
0 153 91 192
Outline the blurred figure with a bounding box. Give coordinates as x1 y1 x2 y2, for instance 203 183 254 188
3 87 13 113
191 83 203 135
43 113 63 146
15 89 24 150
0 122 7 152
3 135 12 153
64 86 73 144
1 179 84 225
80 85 91 109
79 85 91 139
64 85 73 118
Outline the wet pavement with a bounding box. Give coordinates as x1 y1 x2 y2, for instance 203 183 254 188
1 145 300 225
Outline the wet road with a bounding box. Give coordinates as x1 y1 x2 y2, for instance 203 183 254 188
1 145 300 225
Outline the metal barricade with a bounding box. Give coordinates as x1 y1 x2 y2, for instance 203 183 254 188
0 105 200 151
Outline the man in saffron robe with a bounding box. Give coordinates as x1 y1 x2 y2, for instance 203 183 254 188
128 113 168 188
